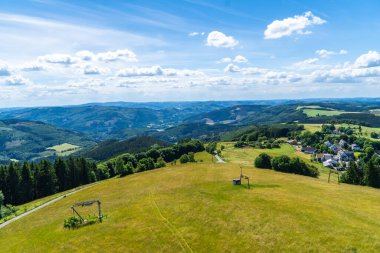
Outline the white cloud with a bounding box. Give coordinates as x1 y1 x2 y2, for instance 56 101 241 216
96 49 137 62
354 51 380 68
19 62 45 71
117 66 163 77
315 49 347 58
206 31 239 48
0 62 11 76
264 11 326 39
189 32 199 36
76 50 96 61
218 57 232 63
117 66 204 77
83 65 108 75
3 75 32 86
224 63 241 73
292 58 319 69
233 55 248 63
38 54 76 65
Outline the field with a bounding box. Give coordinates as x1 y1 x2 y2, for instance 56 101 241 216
47 143 81 156
1 148 380 252
302 109 347 117
302 123 380 140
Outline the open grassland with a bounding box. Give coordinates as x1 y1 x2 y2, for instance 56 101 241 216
1 148 380 252
47 143 81 156
302 123 380 140
302 109 348 117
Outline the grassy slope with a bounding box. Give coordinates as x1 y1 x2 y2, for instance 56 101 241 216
1 150 380 252
302 123 380 140
302 109 348 117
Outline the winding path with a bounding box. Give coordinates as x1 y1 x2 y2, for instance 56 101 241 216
214 154 226 163
0 185 93 229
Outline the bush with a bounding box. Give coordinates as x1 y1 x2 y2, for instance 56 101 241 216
180 154 189 164
254 153 272 169
63 216 82 229
271 155 319 178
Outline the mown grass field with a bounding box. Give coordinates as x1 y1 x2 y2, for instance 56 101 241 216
302 123 380 140
1 149 380 252
302 109 347 117
47 143 81 156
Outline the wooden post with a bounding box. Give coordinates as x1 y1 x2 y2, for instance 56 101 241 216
97 201 102 222
337 172 340 184
328 169 331 183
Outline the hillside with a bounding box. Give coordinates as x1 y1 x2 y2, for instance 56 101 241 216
82 136 168 161
1 149 380 252
0 119 95 163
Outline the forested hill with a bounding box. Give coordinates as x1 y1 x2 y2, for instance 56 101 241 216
0 119 95 164
82 136 168 161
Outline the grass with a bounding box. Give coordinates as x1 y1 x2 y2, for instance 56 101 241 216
47 143 81 156
301 123 380 140
302 109 348 117
1 147 380 252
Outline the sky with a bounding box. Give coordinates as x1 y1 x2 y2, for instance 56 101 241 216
1 0 380 107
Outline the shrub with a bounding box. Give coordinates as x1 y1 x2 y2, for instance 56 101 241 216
180 154 189 164
271 155 319 178
63 216 82 229
254 153 272 169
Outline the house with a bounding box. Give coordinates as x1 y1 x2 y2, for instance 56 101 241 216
351 144 361 151
339 139 347 147
337 150 355 162
287 139 298 145
323 153 333 161
324 141 332 147
323 159 338 168
302 146 317 154
329 144 341 154
316 154 324 162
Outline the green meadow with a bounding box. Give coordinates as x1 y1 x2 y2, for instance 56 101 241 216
1 148 380 252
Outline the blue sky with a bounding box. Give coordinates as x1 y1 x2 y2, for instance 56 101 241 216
0 0 380 107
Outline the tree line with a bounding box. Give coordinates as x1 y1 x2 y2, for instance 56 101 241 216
0 157 101 207
100 139 204 177
254 153 319 178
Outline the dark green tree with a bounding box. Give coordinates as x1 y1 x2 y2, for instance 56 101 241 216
19 162 34 204
36 160 57 198
255 153 272 169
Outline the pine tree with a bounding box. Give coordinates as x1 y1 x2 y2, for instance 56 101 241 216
7 163 20 205
365 158 380 188
54 158 68 191
19 162 34 204
36 160 57 198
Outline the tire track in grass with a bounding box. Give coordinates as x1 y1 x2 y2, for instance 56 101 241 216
149 192 193 253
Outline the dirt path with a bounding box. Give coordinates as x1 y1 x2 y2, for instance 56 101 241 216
214 154 226 163
0 185 93 229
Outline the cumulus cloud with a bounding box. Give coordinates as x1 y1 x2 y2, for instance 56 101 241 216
292 58 319 69
354 51 380 68
218 57 232 63
19 62 45 71
38 54 76 64
0 63 11 76
233 55 248 63
206 31 239 48
117 66 204 77
3 75 32 86
315 49 347 58
218 55 248 64
76 50 96 61
97 49 137 62
264 11 326 39
224 64 241 73
83 65 108 75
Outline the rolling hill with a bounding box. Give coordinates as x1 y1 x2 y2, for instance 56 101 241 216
0 119 95 163
1 149 380 252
